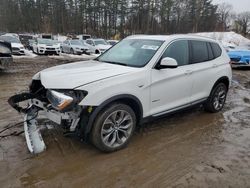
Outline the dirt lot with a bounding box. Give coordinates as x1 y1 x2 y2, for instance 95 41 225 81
0 56 250 187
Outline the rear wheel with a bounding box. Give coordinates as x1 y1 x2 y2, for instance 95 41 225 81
91 103 136 152
204 83 228 113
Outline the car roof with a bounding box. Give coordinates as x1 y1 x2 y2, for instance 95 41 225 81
126 34 217 43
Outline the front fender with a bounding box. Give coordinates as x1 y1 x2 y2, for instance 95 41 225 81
81 94 144 140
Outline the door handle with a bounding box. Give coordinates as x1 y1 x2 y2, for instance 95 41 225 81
185 70 193 75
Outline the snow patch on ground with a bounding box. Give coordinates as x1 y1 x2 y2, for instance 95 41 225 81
13 50 37 59
194 32 250 46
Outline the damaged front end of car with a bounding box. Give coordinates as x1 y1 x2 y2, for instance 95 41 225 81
8 80 88 154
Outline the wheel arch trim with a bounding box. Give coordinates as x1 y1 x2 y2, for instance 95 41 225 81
212 76 230 90
82 94 143 139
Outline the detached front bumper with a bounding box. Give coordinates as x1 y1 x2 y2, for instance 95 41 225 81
8 92 76 154
24 107 46 154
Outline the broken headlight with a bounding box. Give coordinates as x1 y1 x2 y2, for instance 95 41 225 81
46 90 86 111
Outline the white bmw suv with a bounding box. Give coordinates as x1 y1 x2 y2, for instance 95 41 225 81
9 35 232 154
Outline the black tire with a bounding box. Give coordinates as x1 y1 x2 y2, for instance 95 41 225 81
204 83 228 113
95 50 100 54
70 48 74 54
91 103 136 152
60 47 64 53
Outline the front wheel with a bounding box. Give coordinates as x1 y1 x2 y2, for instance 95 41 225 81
70 48 74 54
204 83 228 113
91 103 136 152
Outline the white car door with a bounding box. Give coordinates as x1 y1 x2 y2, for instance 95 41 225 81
188 40 219 102
150 40 194 116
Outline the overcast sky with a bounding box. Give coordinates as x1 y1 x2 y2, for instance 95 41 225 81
213 0 250 13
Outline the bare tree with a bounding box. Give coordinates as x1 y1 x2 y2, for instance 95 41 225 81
217 2 233 31
236 11 250 36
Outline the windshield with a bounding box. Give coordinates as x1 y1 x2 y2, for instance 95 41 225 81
94 39 108 45
70 40 82 45
37 39 54 45
0 36 20 43
97 39 163 67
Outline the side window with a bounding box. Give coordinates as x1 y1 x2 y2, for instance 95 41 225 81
210 42 222 58
162 40 189 66
190 40 209 63
207 42 214 60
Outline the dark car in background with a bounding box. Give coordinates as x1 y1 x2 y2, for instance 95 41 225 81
27 39 35 51
19 34 33 49
0 40 13 69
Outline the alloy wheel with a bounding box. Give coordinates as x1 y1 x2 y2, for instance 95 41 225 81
101 110 133 148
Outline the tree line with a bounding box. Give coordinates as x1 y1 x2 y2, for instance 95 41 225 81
0 0 249 39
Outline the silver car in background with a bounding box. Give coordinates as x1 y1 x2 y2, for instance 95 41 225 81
84 38 112 54
61 39 89 55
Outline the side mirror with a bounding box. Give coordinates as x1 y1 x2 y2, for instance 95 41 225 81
158 57 178 69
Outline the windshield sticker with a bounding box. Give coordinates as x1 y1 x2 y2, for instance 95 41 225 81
141 45 159 50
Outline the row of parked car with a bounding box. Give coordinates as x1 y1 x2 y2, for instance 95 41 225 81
0 32 118 69
0 32 119 56
31 38 116 55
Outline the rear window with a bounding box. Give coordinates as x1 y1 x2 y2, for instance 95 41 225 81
190 41 209 63
210 42 222 58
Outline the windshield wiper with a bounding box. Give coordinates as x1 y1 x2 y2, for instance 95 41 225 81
102 61 128 66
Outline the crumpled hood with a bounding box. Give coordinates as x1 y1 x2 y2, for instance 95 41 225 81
34 60 138 89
